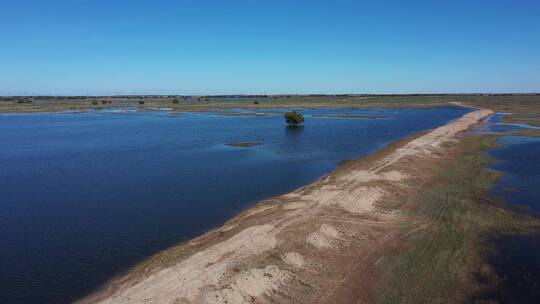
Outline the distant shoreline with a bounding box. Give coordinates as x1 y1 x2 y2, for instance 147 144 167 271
2 94 540 114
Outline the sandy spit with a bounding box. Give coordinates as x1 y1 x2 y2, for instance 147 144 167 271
78 108 493 304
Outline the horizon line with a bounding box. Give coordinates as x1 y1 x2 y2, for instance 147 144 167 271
2 92 540 98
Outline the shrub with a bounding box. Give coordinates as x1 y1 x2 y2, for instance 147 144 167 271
172 98 179 104
91 101 98 105
138 100 145 105
253 101 259 104
101 100 108 105
284 111 304 126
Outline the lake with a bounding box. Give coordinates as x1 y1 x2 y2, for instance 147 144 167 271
0 106 470 303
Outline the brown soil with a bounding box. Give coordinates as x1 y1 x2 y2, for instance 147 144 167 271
77 109 492 304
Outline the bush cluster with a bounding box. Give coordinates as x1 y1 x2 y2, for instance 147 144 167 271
284 111 304 126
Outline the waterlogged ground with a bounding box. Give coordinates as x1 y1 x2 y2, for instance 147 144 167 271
483 116 540 302
0 106 470 304
490 136 540 214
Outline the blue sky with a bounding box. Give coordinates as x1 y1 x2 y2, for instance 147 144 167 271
1 0 539 95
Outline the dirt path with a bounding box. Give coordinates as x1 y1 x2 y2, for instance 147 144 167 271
79 109 492 304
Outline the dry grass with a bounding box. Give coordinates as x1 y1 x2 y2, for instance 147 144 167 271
2 94 540 113
374 136 539 304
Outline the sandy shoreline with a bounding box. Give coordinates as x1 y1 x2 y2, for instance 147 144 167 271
78 109 492 304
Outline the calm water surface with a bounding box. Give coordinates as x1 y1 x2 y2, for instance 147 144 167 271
479 115 540 303
0 107 469 303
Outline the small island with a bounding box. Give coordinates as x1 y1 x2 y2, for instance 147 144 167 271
314 114 387 119
224 142 262 147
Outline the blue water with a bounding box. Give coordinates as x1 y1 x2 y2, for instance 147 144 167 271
481 116 540 303
490 136 540 214
471 113 540 135
0 107 469 304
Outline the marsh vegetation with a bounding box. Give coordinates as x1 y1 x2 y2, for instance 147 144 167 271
376 136 539 303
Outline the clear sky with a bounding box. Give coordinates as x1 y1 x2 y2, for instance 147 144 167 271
1 0 539 95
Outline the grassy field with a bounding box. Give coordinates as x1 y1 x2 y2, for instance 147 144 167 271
375 136 539 303
2 94 540 113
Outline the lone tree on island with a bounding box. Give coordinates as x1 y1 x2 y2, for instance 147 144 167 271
284 111 304 126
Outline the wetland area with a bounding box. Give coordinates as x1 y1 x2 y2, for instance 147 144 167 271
1 96 539 304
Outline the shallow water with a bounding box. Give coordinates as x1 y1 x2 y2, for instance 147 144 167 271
0 106 469 303
482 117 540 303
471 113 540 135
490 136 540 214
